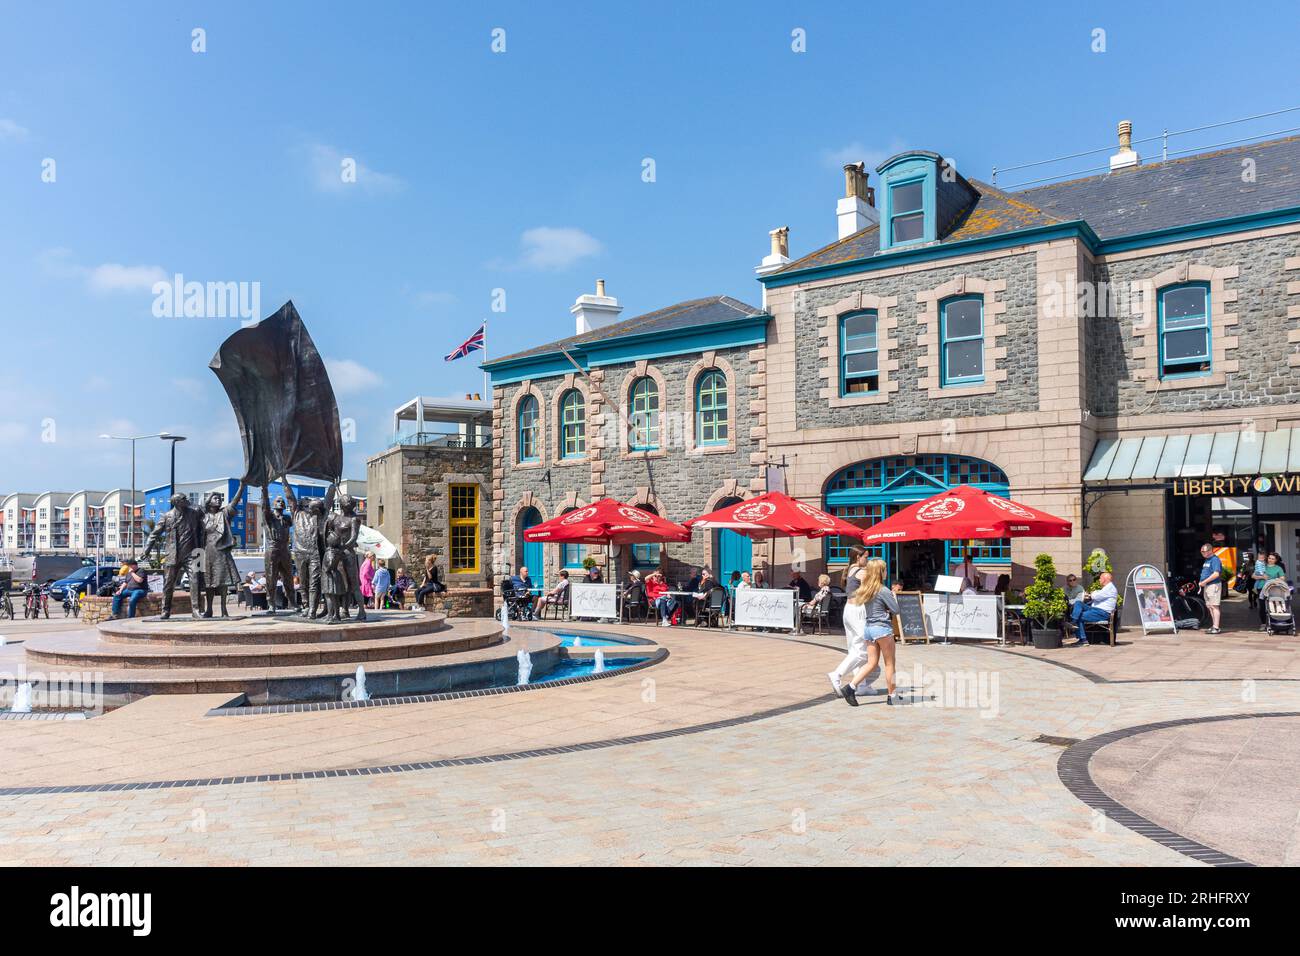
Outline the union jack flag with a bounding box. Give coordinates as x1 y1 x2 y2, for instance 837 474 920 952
445 323 485 362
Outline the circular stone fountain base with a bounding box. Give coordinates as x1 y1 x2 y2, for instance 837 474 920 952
22 609 558 707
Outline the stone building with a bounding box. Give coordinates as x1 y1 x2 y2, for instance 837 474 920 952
485 124 1300 590
366 397 493 613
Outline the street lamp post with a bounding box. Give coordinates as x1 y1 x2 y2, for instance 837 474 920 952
162 435 188 492
99 432 173 560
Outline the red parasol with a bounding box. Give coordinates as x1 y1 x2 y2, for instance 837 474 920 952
685 491 868 541
859 485 1072 544
523 498 691 545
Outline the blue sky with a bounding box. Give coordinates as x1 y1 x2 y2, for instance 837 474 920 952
2 0 1297 492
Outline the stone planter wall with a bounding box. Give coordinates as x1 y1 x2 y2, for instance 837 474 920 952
405 587 492 618
81 592 193 625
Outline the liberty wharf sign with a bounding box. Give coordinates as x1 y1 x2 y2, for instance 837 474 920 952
1171 474 1300 496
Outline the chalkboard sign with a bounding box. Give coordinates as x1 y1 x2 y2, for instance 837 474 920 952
894 590 929 643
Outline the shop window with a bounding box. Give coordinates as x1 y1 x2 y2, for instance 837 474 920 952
696 370 729 445
559 389 586 458
940 295 984 386
839 311 880 395
517 395 540 462
1158 283 1211 379
629 376 660 451
449 484 479 573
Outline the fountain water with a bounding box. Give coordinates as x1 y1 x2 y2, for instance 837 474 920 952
572 636 582 647
348 665 371 702
516 648 532 685
10 682 33 714
593 649 606 674
499 600 510 636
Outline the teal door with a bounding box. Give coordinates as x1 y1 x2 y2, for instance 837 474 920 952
520 508 544 579
717 529 753 586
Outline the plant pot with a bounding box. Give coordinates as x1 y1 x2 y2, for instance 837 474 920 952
1031 626 1063 649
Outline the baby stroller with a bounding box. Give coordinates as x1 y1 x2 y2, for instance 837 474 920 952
1259 579 1295 635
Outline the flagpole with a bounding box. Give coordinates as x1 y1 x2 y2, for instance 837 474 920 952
482 318 488 401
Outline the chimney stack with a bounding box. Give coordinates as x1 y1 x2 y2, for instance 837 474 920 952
571 279 623 334
837 162 880 239
1109 119 1140 172
756 226 791 280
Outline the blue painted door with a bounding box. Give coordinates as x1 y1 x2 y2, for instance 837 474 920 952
717 529 752 586
520 508 544 579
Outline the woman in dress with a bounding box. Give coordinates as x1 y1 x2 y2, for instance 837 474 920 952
828 558 900 705
200 484 244 618
359 553 376 608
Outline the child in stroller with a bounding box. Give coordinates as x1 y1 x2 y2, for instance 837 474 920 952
1259 578 1295 635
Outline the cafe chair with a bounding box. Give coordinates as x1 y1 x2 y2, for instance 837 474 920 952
538 588 570 621
800 591 832 634
696 586 729 628
621 585 650 623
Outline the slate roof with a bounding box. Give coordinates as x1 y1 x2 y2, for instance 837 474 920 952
1018 135 1300 238
486 295 765 366
775 135 1300 276
775 179 1065 274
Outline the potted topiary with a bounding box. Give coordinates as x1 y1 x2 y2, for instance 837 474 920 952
1024 552 1068 649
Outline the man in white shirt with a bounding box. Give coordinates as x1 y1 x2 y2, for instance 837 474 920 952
955 553 980 593
1068 571 1117 645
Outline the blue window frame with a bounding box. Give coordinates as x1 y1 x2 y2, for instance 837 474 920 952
696 370 728 445
517 395 539 462
939 295 984 386
631 505 661 568
629 376 660 451
889 178 926 246
1158 283 1211 379
560 389 586 458
839 310 879 395
825 455 1011 575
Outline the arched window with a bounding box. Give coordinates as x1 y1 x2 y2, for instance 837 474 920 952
517 395 540 462
629 376 660 451
695 370 728 445
1158 283 1211 379
560 389 586 458
939 295 984 386
839 311 879 395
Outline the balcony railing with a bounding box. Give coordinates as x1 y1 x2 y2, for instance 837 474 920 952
393 430 493 450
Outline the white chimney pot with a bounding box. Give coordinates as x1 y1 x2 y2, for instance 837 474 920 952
571 279 623 334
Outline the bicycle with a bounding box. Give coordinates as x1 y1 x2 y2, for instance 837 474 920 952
0 589 13 621
62 587 80 618
23 584 49 620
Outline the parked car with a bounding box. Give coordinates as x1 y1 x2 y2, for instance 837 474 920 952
48 565 120 601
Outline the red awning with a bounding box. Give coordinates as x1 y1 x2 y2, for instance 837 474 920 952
685 491 867 541
522 498 692 545
860 485 1072 543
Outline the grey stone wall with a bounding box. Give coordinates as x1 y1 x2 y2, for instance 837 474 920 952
498 345 761 584
793 252 1040 429
366 444 492 590
1089 233 1300 417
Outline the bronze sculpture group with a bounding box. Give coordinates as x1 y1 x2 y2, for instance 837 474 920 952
139 301 368 624
140 478 368 624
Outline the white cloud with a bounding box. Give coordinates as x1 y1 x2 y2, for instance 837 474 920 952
306 143 404 195
0 118 29 141
822 139 908 174
86 262 168 294
513 226 603 271
413 290 456 308
38 247 167 295
324 357 382 395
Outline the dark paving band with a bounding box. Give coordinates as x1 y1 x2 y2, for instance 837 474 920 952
1057 710 1300 867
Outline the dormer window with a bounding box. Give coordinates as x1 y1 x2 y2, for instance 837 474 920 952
889 180 926 245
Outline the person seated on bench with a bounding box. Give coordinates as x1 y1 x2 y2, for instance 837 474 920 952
534 569 570 616
1068 571 1117 646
